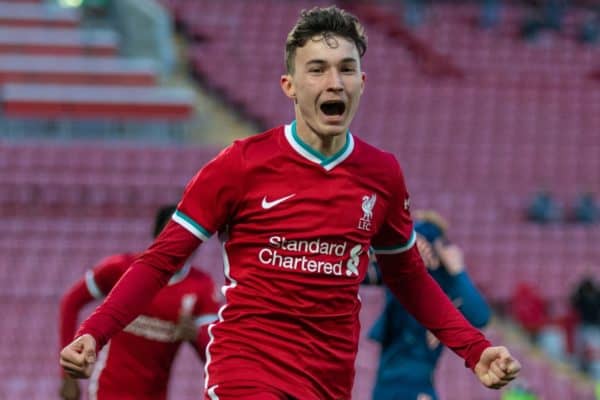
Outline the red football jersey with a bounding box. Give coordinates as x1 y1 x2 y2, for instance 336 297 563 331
173 122 416 399
78 122 489 400
61 254 219 400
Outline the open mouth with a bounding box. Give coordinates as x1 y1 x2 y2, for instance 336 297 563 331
320 100 346 117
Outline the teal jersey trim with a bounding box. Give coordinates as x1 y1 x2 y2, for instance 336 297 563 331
172 210 211 241
372 229 417 254
287 120 354 170
291 120 350 166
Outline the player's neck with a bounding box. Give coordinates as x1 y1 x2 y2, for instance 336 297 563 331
294 119 347 158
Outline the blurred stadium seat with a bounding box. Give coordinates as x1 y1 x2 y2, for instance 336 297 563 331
2 83 195 120
0 55 158 86
0 26 118 56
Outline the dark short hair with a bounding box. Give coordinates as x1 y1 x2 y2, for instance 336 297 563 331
285 6 367 74
154 204 177 237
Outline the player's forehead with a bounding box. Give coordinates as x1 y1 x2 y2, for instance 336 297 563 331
294 34 360 66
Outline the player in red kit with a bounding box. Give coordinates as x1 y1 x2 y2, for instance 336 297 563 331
58 205 220 400
60 7 521 400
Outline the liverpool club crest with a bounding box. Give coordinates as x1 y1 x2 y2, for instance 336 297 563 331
358 194 376 231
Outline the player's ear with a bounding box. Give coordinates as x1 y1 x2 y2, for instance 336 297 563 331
360 71 366 94
280 74 296 102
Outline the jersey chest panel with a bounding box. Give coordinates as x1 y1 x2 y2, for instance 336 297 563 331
226 159 390 282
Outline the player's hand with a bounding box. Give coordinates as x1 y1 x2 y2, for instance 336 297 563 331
59 375 81 400
174 294 198 342
416 236 440 270
474 346 521 389
433 240 464 275
60 334 97 379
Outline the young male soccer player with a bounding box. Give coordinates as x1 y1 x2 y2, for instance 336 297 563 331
60 7 521 400
59 205 220 400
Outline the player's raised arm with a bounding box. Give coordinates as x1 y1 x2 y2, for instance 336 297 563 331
372 154 520 389
376 247 492 368
58 253 127 393
60 222 201 378
377 246 520 390
60 143 244 379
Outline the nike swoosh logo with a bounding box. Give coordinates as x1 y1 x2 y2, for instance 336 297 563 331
261 194 295 209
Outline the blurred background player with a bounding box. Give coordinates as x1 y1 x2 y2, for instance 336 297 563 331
58 205 220 400
365 210 491 400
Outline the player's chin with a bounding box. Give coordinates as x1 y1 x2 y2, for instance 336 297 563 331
317 115 349 136
318 126 348 140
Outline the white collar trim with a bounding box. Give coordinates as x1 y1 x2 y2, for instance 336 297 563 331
284 122 354 171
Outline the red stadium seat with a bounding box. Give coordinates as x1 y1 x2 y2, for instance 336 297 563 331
1 83 196 120
0 27 118 56
0 55 158 86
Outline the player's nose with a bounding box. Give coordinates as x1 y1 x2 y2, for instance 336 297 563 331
325 69 344 91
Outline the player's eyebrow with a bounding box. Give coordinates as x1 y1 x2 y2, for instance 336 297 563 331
306 58 358 66
339 58 358 65
306 59 327 66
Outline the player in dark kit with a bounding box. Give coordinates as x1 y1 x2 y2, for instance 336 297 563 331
61 7 520 400
366 210 492 400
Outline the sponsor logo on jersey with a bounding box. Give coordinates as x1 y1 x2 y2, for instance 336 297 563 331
358 194 377 231
123 315 178 342
261 194 295 209
257 235 364 277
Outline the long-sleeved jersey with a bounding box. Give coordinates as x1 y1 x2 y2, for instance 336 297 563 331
369 264 491 400
60 253 219 400
77 122 491 400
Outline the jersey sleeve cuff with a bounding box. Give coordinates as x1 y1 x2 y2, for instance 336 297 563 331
466 339 492 371
76 328 103 354
172 210 212 241
371 229 416 255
